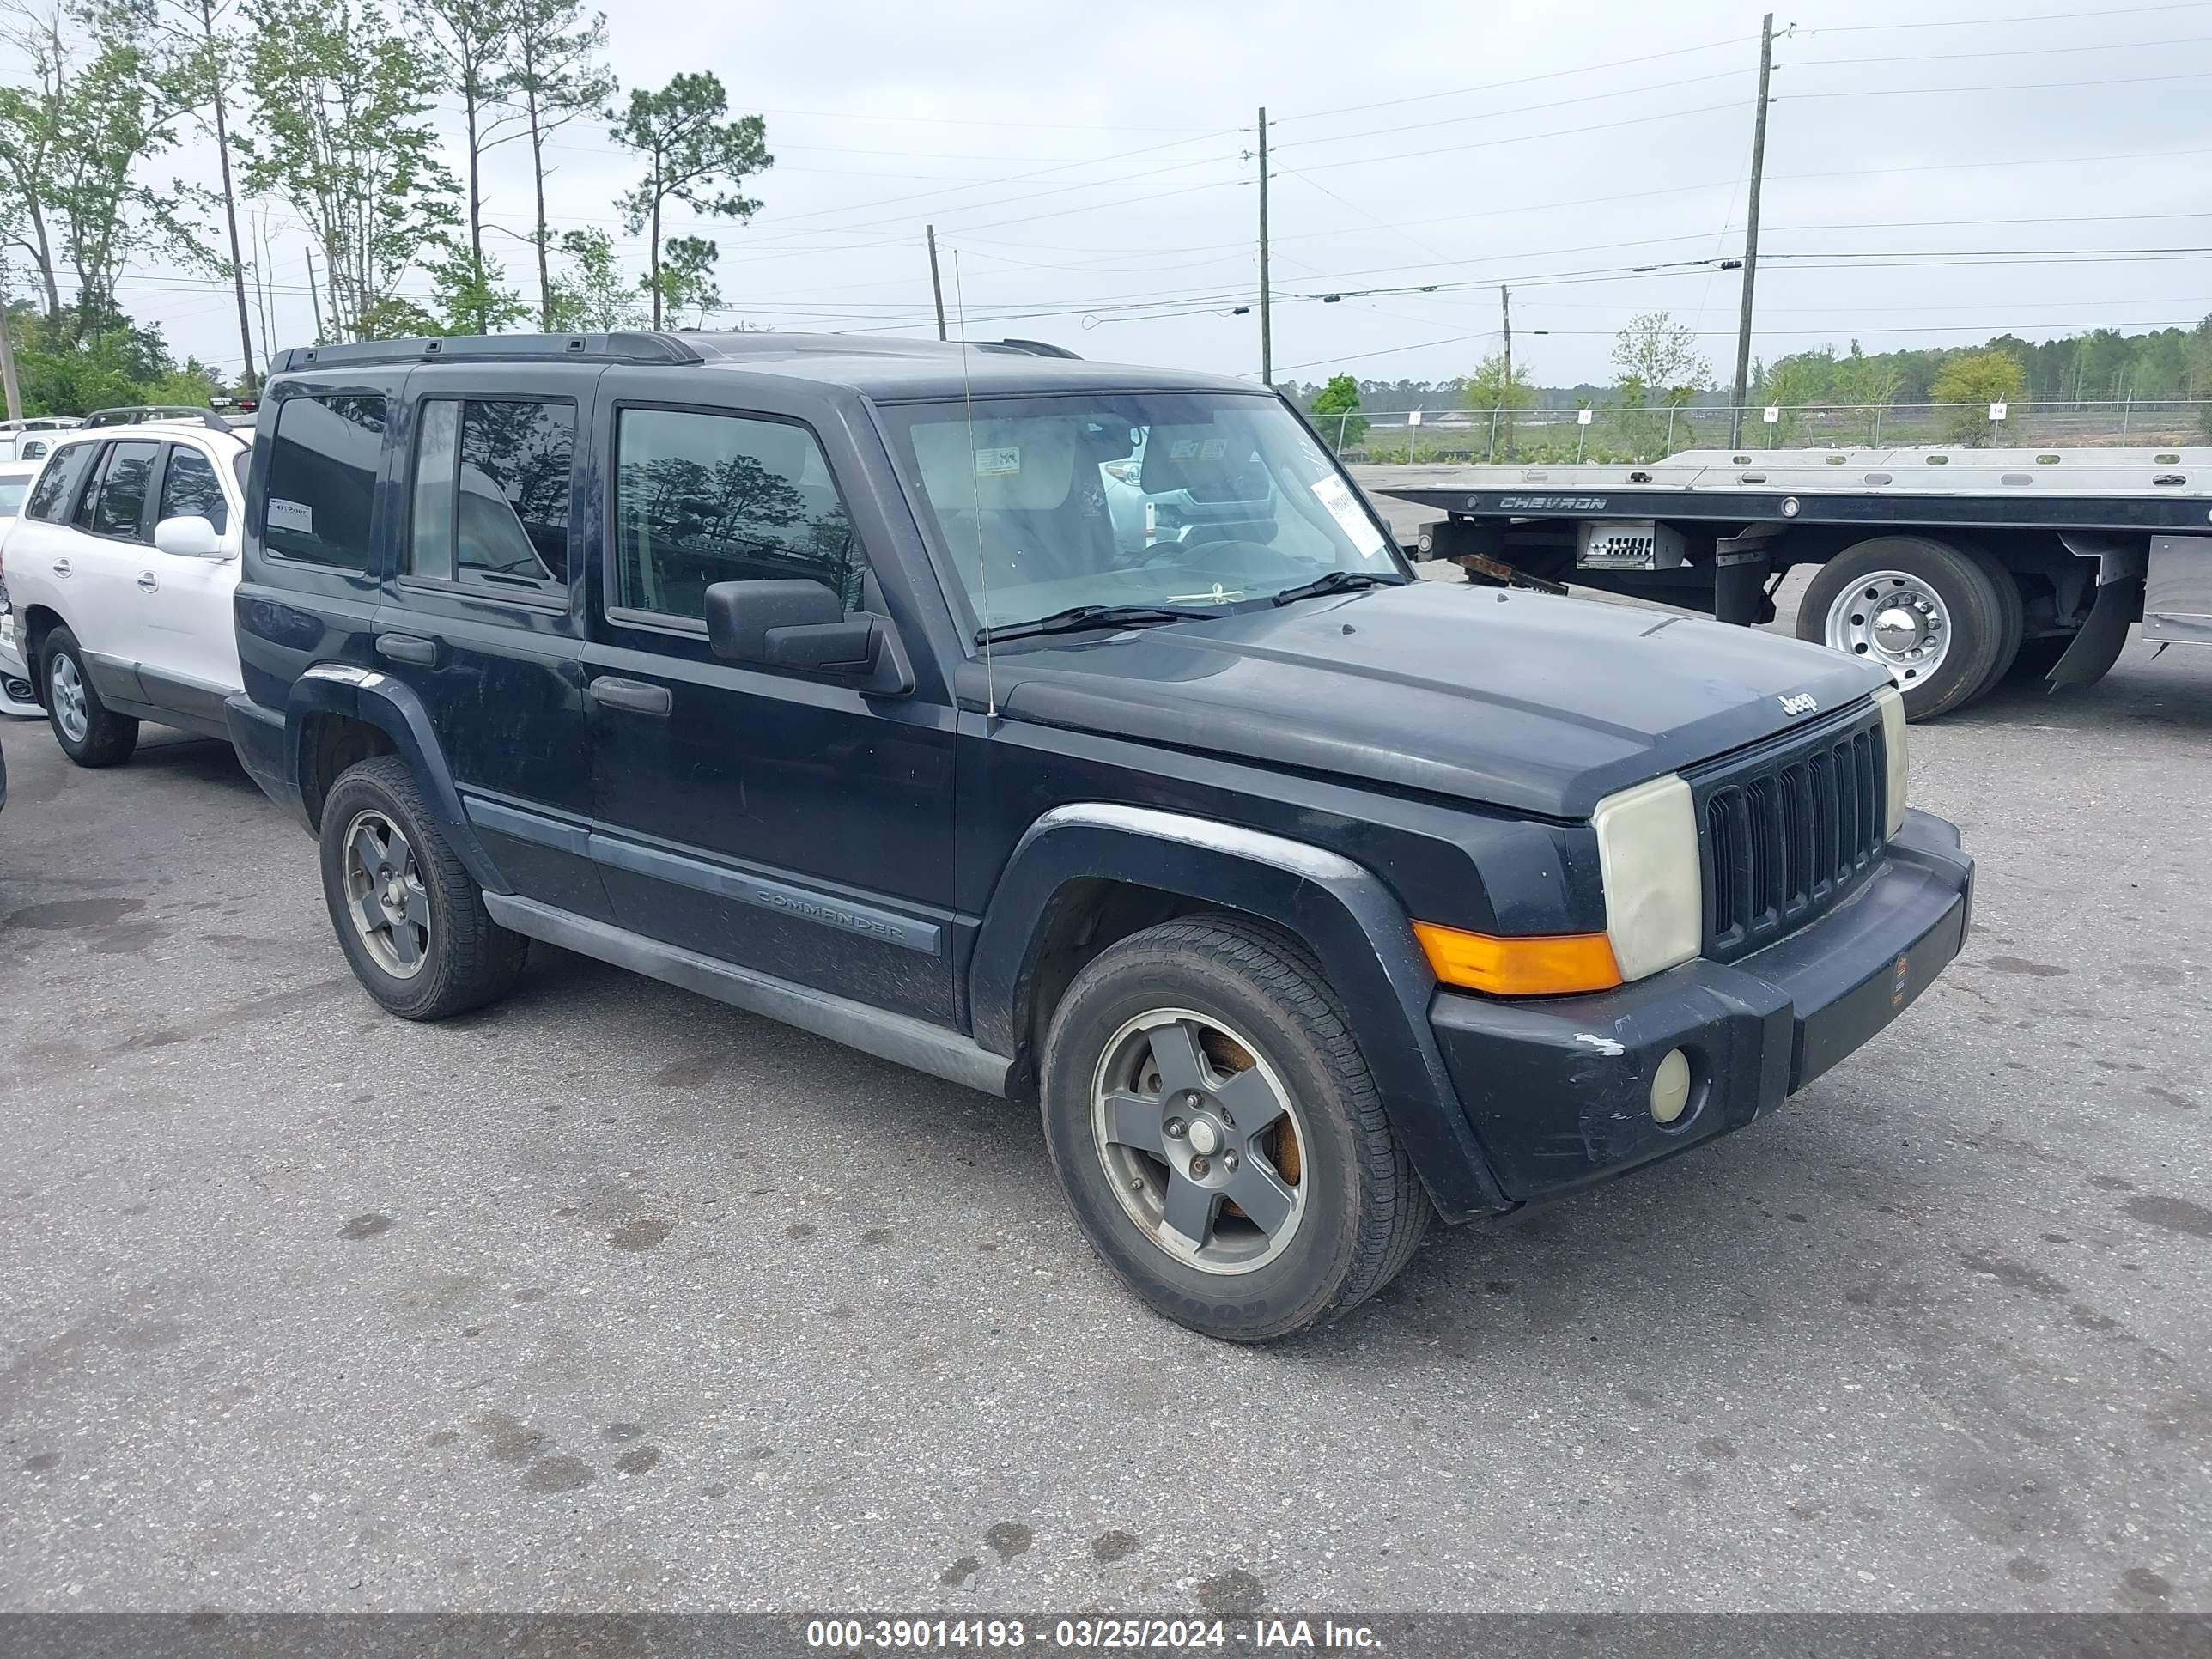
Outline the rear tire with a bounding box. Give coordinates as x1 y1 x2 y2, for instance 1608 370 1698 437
41 627 137 766
1040 916 1430 1341
1798 536 2015 720
318 755 528 1020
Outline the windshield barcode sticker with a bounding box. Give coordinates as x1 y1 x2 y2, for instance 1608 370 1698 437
973 447 1021 477
1311 474 1388 561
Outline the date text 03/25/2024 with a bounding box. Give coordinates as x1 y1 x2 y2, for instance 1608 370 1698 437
804 1619 1382 1650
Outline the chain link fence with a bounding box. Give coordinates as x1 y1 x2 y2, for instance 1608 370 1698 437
1322 399 2212 464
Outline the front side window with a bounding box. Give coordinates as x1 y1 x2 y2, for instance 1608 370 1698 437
408 398 574 591
89 441 158 539
613 407 856 622
24 441 96 521
878 392 1401 635
159 446 229 535
264 394 386 570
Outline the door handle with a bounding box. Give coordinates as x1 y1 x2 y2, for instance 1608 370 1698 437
52 558 70 577
375 633 438 666
137 571 159 592
587 676 672 717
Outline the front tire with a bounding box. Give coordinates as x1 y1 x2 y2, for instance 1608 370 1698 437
1799 536 2021 720
41 628 137 766
318 755 528 1020
1040 917 1429 1341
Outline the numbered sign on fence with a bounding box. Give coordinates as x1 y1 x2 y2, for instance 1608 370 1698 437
1763 406 1780 424
1577 408 1593 426
1988 402 2008 422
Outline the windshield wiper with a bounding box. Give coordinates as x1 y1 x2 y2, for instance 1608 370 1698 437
977 602 1224 646
1271 568 1401 606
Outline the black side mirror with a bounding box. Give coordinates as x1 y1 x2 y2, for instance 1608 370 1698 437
704 578 880 675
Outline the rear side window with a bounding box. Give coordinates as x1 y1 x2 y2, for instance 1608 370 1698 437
264 394 387 569
407 398 574 592
612 407 857 621
23 441 96 521
159 446 229 536
89 441 158 539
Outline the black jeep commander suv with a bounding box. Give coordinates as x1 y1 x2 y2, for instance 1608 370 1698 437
228 331 1972 1340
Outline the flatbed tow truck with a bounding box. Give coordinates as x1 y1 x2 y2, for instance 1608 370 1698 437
1387 446 2212 719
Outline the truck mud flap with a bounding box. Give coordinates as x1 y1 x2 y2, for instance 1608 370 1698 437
2046 574 2140 692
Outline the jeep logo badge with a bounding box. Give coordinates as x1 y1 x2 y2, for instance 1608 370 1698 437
1779 692 1818 716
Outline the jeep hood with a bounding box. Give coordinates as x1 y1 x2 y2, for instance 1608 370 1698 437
988 580 1887 818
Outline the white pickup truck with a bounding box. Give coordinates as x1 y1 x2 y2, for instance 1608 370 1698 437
0 413 252 760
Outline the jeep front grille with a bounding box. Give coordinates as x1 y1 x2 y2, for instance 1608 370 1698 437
1690 708 1887 963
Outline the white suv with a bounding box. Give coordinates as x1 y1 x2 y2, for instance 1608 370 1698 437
0 416 250 765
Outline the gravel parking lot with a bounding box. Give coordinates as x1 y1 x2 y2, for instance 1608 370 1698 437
1 579 2207 1614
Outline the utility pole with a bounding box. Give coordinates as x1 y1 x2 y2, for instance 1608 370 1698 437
305 245 325 344
926 224 947 342
1257 106 1272 386
1728 11 1775 449
0 264 21 423
1500 284 1512 390
1499 284 1513 460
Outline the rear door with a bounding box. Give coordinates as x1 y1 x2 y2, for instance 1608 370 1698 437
60 440 163 678
373 364 604 916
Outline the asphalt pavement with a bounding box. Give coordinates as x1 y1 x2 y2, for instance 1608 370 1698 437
1 575 2207 1614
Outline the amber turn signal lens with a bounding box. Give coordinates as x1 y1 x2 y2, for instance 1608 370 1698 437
1413 921 1624 996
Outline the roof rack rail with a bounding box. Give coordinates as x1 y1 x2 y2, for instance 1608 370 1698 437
991 338 1082 359
271 331 705 374
82 405 235 433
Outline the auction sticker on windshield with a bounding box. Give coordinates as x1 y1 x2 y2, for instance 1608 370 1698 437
1311 473 1389 560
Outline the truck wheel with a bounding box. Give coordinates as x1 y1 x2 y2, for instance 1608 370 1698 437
318 755 528 1020
1040 916 1430 1341
1798 537 2018 720
41 627 138 767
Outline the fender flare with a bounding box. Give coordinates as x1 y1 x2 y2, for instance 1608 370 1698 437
284 665 512 896
970 803 1510 1221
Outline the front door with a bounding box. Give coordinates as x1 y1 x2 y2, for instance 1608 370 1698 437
373 365 604 917
582 389 960 1024
132 441 246 711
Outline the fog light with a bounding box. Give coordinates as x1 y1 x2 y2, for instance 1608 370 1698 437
1650 1049 1692 1124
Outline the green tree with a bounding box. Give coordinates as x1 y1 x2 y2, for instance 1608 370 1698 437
1831 341 1904 443
499 0 612 331
1930 348 2025 446
652 233 720 327
426 239 531 334
546 227 646 331
0 0 204 341
1309 372 1366 449
609 70 769 329
1463 351 1535 412
155 0 258 384
409 0 521 331
1610 310 1711 407
240 0 457 341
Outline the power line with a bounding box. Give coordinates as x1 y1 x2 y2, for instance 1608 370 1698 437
1275 35 1751 124
1807 0 2212 30
1269 67 1749 157
1784 32 2212 63
1785 67 2212 95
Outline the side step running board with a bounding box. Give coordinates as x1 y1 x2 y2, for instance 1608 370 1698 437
482 894 1013 1098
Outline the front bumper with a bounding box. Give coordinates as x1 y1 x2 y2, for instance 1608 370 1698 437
1431 808 1972 1205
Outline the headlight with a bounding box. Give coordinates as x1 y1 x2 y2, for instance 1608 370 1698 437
1592 774 1703 981
1872 684 1908 839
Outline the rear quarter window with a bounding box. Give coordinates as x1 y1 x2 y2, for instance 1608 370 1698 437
23 441 98 521
263 394 387 570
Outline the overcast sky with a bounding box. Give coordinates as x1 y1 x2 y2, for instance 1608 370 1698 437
129 0 2212 397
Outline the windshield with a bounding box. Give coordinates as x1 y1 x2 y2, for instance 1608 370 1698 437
878 392 1403 635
